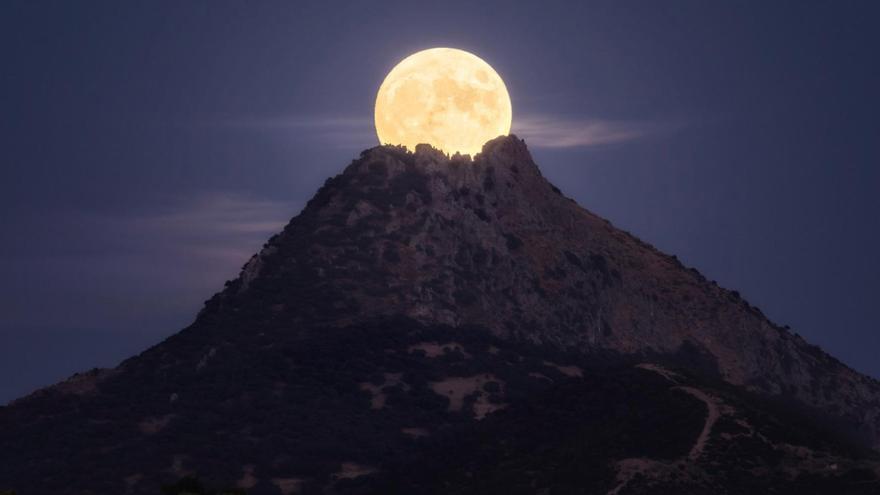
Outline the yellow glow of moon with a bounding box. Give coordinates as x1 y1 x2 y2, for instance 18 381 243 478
374 47 512 156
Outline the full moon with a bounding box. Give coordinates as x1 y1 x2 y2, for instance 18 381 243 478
374 47 512 156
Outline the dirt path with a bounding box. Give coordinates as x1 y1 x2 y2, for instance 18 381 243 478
606 363 723 494
635 363 720 460
635 363 681 384
676 385 721 461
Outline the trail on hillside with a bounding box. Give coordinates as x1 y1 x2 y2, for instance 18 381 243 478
607 364 722 495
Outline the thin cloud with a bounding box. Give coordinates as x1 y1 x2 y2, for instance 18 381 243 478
1 192 301 335
34 193 301 265
215 115 375 148
213 113 669 150
513 115 665 149
122 193 300 263
139 193 296 237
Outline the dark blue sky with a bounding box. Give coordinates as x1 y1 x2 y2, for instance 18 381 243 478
2 1 878 403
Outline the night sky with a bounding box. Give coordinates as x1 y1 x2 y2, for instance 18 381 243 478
2 1 878 403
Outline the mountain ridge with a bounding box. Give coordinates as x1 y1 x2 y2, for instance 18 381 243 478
202 134 879 448
2 135 879 494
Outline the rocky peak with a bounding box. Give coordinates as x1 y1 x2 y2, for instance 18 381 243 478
209 135 880 450
339 135 555 213
219 135 575 331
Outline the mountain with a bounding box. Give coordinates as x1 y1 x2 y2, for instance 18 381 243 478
1 136 878 494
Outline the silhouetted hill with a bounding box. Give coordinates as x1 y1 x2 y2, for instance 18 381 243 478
1 136 878 494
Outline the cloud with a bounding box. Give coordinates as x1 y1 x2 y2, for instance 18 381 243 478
0 192 301 338
212 113 669 150
215 115 375 149
140 193 295 236
3 192 299 266
114 192 300 264
512 115 665 149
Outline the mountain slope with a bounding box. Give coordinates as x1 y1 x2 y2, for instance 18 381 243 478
216 134 880 447
1 136 878 494
2 318 878 494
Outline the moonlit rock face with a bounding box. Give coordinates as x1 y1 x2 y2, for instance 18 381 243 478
374 47 513 156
